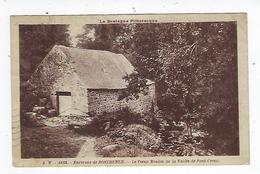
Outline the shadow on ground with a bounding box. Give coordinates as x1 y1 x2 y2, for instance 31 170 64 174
21 126 96 158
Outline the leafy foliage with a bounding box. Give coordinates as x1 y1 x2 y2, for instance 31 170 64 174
76 22 239 155
18 22 239 157
77 22 239 155
19 25 71 81
76 24 125 52
84 108 143 136
118 71 149 100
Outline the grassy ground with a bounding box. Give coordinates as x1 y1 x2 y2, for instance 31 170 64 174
21 126 87 158
21 123 160 158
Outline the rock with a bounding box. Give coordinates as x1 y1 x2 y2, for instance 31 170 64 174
32 106 46 114
69 120 86 126
47 109 57 117
102 144 121 153
24 112 37 119
68 120 92 133
38 98 48 106
45 102 52 109
38 115 47 119
103 122 110 132
71 125 82 130
123 124 162 149
24 112 44 127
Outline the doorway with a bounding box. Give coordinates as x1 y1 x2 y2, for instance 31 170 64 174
56 91 72 116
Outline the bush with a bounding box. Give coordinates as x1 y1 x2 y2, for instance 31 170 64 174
83 108 213 156
20 82 38 114
80 108 143 136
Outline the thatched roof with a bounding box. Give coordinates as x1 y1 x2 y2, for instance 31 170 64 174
51 45 151 89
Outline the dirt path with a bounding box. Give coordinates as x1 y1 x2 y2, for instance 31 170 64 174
42 116 99 158
76 136 98 157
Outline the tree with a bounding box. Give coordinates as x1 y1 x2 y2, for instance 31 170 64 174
75 22 239 155
19 25 71 81
120 22 238 155
76 24 126 52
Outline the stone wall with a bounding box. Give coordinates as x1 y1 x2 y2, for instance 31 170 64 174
28 46 89 116
87 83 156 115
49 73 89 116
28 45 156 116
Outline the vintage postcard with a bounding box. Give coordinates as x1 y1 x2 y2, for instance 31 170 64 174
11 13 249 167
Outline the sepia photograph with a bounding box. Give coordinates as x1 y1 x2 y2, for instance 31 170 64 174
11 14 249 166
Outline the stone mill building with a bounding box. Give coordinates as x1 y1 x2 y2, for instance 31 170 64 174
28 45 156 116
